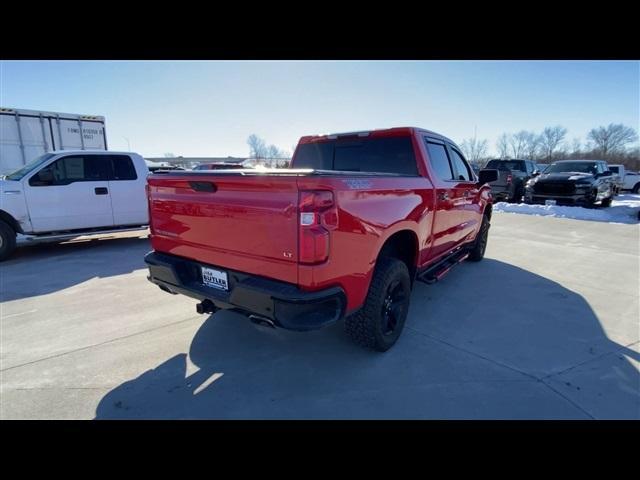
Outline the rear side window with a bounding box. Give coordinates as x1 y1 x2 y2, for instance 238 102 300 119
110 155 137 180
609 166 619 174
294 137 418 175
425 141 454 181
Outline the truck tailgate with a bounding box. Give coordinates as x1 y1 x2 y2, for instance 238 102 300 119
147 174 299 284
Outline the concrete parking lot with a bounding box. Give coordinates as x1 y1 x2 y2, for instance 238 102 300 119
1 213 638 419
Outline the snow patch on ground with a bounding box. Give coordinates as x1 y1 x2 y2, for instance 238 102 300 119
494 194 640 225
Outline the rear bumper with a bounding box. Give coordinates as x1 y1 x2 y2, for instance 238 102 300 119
489 185 513 200
145 251 346 331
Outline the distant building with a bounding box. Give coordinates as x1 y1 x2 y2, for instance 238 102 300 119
145 156 248 169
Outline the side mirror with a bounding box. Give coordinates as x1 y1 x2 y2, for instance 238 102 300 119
602 170 612 176
532 170 540 177
478 169 498 185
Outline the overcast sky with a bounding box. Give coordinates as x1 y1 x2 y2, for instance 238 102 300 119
2 60 638 157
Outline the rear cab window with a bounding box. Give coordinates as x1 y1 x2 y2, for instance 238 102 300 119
294 136 418 175
109 155 138 180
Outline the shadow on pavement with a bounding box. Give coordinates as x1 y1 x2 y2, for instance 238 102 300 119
1 235 150 302
95 259 639 419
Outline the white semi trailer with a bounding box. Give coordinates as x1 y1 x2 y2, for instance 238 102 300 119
0 107 107 176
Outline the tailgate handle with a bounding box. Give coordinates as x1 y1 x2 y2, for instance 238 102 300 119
189 181 217 193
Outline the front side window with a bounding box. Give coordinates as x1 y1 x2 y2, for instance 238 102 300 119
29 156 110 186
448 147 473 181
425 141 454 181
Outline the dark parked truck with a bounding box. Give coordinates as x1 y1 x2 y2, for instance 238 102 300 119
145 127 497 351
524 159 615 207
484 159 538 202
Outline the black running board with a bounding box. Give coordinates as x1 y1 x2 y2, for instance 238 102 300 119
417 248 470 285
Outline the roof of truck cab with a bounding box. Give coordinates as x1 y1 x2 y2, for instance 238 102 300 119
298 127 457 146
47 150 139 156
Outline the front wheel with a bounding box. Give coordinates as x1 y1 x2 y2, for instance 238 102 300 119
344 257 411 352
601 196 612 208
468 214 490 262
633 183 640 194
0 220 17 262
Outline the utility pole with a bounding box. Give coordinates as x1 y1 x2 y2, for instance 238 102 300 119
124 137 131 151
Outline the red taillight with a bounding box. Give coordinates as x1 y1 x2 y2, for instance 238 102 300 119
298 190 337 264
506 174 513 184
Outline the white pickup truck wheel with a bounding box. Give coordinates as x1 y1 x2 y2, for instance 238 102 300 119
0 220 17 262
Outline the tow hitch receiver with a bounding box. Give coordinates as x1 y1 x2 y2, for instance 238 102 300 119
196 299 218 315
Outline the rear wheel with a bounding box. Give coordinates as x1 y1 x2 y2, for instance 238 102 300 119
633 183 640 194
468 214 490 262
344 257 411 352
510 184 524 203
0 220 17 262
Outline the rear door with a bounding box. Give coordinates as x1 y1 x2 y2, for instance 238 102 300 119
25 154 114 232
107 154 148 226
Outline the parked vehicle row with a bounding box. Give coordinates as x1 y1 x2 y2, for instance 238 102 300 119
144 126 499 352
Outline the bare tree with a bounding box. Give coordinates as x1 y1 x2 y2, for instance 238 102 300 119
523 131 541 159
588 124 639 157
247 134 268 159
509 131 530 158
539 126 568 161
496 133 510 158
569 138 582 158
460 137 488 164
163 152 175 158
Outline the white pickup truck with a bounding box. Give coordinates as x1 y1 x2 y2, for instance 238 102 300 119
608 164 640 193
0 150 149 260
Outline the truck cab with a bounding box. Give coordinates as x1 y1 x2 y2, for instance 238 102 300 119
0 150 149 260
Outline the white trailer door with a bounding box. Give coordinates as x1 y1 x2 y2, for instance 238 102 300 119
50 117 106 150
0 112 55 175
24 154 114 232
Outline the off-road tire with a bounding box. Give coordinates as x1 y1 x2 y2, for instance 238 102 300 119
0 220 17 262
633 183 640 194
600 196 612 208
468 214 490 262
344 257 411 352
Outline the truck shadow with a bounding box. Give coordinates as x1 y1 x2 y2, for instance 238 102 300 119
95 259 639 419
1 235 150 302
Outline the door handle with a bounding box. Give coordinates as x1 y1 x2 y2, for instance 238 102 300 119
94 187 108 195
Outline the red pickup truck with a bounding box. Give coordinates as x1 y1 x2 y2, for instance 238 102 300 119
145 127 497 351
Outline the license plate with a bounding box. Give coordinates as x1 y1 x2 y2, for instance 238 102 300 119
545 199 557 206
201 266 229 291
